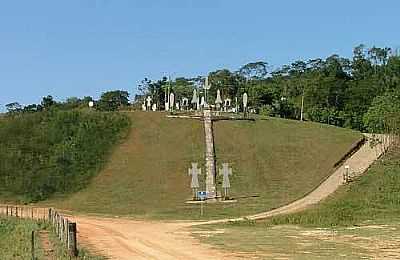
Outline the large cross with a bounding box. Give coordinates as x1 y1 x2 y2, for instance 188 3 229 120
168 89 253 200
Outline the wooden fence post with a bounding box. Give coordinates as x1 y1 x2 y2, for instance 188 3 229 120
6 205 8 216
31 230 35 260
15 206 18 217
48 208 52 222
68 222 78 257
65 219 70 247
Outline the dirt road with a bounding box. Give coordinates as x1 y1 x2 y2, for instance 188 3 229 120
200 133 388 224
71 216 230 260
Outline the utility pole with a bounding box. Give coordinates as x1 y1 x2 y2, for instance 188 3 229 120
300 88 305 121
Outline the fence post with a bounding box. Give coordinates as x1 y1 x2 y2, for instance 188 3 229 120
65 219 70 247
31 230 35 260
6 205 8 216
68 222 78 257
15 206 18 218
59 216 64 241
48 208 52 222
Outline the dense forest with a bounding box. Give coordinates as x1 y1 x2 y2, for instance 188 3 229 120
137 44 400 133
0 110 130 202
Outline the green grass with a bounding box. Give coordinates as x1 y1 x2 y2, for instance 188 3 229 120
191 148 400 259
193 221 400 259
262 148 400 227
0 216 104 260
0 110 130 202
0 217 44 260
45 112 361 220
47 229 105 260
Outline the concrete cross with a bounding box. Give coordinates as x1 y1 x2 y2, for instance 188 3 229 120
167 88 254 201
219 163 232 199
188 163 202 200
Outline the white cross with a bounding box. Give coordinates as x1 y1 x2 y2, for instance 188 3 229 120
219 163 233 199
189 163 201 188
219 163 232 189
189 163 202 200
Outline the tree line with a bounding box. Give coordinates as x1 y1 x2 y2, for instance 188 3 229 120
137 44 400 134
4 44 400 135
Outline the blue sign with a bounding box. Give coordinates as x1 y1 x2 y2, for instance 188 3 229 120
197 191 207 200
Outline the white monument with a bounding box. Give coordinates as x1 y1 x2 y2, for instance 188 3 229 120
203 76 211 108
169 93 175 111
219 163 233 199
141 102 146 111
146 96 152 111
243 93 248 109
243 93 248 117
152 103 157 111
182 97 189 110
200 96 205 108
215 89 223 110
189 163 202 200
224 98 231 112
191 89 198 110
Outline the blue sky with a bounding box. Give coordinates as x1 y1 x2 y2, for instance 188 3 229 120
1 0 399 110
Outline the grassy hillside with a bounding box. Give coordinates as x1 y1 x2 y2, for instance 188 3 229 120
193 148 400 258
0 110 130 202
267 148 400 227
48 112 361 219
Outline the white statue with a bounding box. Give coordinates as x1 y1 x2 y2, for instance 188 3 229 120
141 102 146 111
152 103 157 111
203 77 211 108
243 93 248 108
169 93 175 111
191 89 198 110
200 96 205 107
215 89 223 109
146 96 152 110
176 102 180 110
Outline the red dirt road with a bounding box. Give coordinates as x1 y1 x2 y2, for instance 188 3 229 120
72 216 231 260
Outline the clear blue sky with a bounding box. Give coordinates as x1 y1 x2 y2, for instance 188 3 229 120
1 0 399 110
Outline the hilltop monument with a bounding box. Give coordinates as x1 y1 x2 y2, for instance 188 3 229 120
215 89 223 110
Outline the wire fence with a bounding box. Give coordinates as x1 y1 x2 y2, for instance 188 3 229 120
0 205 78 257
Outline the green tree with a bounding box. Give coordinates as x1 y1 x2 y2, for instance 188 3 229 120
97 90 130 111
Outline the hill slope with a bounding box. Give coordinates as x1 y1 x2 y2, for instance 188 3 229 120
47 112 362 219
